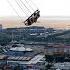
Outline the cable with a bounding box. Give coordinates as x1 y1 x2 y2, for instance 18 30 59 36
6 0 27 26
15 0 29 16
6 0 22 20
24 0 35 11
19 0 32 14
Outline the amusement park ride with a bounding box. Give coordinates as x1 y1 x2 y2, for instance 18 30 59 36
7 0 40 26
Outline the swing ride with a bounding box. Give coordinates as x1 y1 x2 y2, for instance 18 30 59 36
6 0 40 26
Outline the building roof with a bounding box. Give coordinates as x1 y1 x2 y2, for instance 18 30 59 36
52 62 70 70
8 56 32 61
64 46 70 48
26 48 33 51
7 55 44 65
10 47 33 52
27 55 44 64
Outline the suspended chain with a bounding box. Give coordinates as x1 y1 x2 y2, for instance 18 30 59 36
7 0 39 15
24 0 35 11
19 0 32 14
6 0 22 20
15 0 29 16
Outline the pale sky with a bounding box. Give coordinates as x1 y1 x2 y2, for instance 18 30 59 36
0 0 70 17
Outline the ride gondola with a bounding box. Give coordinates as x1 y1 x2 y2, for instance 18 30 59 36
24 9 40 26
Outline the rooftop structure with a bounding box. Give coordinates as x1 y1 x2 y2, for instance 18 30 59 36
0 43 45 69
